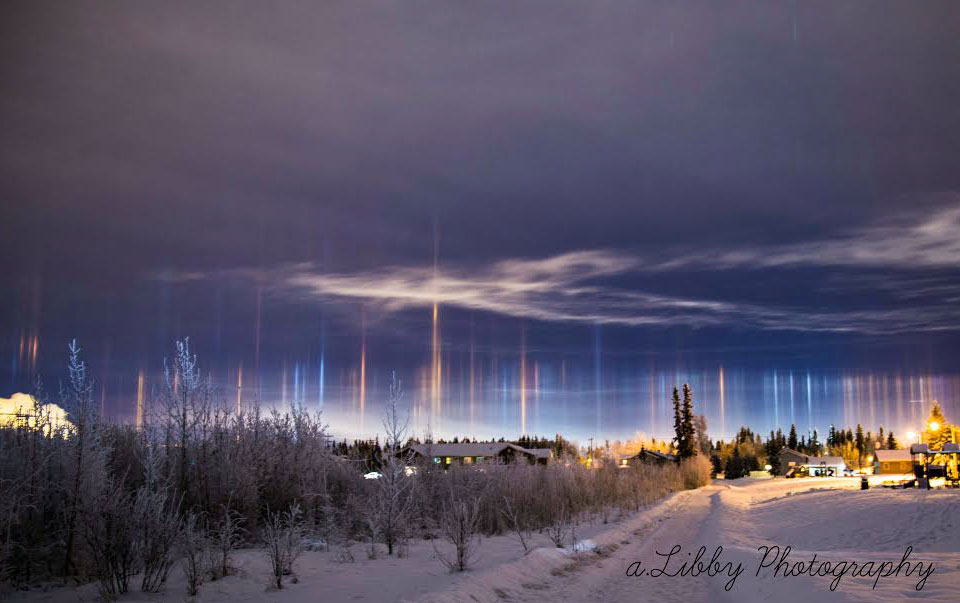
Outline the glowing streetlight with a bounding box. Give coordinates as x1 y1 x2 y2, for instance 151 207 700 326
929 421 940 432
906 431 916 442
866 455 873 463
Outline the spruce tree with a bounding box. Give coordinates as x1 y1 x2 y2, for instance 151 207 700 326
855 424 865 468
680 384 696 458
924 402 951 450
886 431 897 450
725 446 743 479
672 387 685 457
788 424 798 450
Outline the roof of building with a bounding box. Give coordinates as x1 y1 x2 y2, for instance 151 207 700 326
529 448 553 459
778 447 806 457
630 449 677 461
403 442 536 458
806 456 845 467
875 449 912 462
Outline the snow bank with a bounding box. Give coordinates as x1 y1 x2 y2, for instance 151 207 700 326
411 489 699 603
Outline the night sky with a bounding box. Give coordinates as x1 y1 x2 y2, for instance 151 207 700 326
3 2 960 442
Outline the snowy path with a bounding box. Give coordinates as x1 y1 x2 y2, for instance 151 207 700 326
422 478 960 603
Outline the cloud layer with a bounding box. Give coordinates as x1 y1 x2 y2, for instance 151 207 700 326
207 206 960 335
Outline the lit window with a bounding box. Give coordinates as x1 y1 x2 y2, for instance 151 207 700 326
445 457 452 464
476 456 484 462
464 457 473 464
433 457 441 464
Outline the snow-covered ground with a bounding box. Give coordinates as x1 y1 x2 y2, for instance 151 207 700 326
9 478 960 603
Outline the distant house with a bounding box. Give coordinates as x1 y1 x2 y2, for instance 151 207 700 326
401 442 552 469
874 449 913 475
778 448 846 477
619 449 677 468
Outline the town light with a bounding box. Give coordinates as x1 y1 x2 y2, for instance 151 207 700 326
866 455 873 463
929 421 940 432
764 464 772 471
906 431 916 441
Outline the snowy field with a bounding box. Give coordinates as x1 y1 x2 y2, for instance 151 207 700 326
9 478 960 603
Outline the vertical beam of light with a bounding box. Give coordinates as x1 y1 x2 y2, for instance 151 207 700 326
318 320 326 409
236 363 243 416
789 372 795 424
805 372 812 429
718 365 725 440
534 360 540 435
431 217 441 435
136 369 145 432
430 303 441 431
281 363 288 407
773 371 780 428
254 285 262 375
469 322 475 433
519 326 527 436
294 362 300 410
561 359 568 427
359 320 366 436
594 327 601 439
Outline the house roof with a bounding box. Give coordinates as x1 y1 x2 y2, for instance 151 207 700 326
875 449 912 462
778 447 806 457
778 448 845 467
806 456 845 467
631 449 677 461
529 448 553 459
403 442 535 458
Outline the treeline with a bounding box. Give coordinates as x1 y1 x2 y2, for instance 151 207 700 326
0 339 710 599
710 422 902 478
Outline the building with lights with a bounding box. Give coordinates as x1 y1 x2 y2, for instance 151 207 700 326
778 447 846 477
402 442 553 469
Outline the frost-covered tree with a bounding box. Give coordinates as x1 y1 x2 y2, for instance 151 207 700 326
367 372 414 555
156 338 215 505
61 340 106 577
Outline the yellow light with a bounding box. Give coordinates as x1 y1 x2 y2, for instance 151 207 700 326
929 421 940 432
866 455 873 463
906 431 916 441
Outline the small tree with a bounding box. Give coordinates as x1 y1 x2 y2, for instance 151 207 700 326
209 503 244 580
433 492 482 572
262 504 304 589
501 496 533 554
179 512 208 597
136 486 183 593
367 372 414 556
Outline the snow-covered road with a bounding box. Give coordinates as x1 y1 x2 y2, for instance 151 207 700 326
424 478 960 603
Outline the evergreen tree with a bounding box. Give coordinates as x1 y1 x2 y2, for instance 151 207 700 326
886 431 897 450
725 446 743 480
765 430 783 474
788 424 798 450
809 429 821 455
680 384 696 458
924 402 951 450
672 386 683 455
855 424 865 468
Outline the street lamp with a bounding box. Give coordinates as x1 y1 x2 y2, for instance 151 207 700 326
929 421 940 432
906 431 916 443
